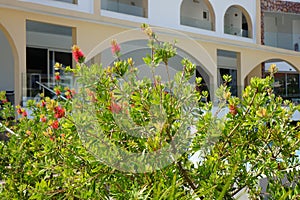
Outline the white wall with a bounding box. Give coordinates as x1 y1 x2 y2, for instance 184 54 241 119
101 0 256 43
0 30 14 91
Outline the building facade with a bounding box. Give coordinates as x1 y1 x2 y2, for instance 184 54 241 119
0 0 299 105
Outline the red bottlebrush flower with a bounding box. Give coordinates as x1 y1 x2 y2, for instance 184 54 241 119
55 88 61 96
229 104 237 116
26 130 32 136
49 136 55 142
40 116 47 123
22 110 28 117
1 99 8 104
109 102 122 114
70 89 76 96
55 72 60 81
72 45 85 63
54 106 65 119
65 89 74 99
51 120 59 129
55 75 61 81
41 101 46 107
111 39 121 55
17 108 22 114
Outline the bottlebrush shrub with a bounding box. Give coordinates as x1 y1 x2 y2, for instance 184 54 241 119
1 24 300 199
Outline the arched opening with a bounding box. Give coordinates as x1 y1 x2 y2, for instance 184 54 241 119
88 39 211 101
180 0 215 31
246 59 300 103
224 5 252 38
0 27 15 104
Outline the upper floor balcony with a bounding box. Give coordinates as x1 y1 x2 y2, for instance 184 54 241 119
223 5 251 38
180 0 215 31
53 0 77 4
3 0 256 43
101 0 148 18
263 12 300 52
15 0 93 13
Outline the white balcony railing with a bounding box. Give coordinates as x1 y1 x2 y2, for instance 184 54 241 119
52 0 76 4
180 16 212 31
101 0 146 17
224 26 249 38
18 0 93 13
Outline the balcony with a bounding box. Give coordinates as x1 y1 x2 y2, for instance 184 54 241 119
264 32 298 51
180 16 213 30
263 12 300 51
224 5 251 38
17 0 93 13
52 0 77 4
180 0 215 31
224 26 248 37
101 0 148 18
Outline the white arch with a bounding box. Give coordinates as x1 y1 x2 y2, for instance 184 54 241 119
86 27 218 98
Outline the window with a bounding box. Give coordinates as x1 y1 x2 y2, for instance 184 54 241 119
264 61 300 102
217 50 238 96
203 10 209 20
26 47 72 97
26 20 73 99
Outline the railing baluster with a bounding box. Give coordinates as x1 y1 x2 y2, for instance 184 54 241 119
0 122 17 136
35 81 67 101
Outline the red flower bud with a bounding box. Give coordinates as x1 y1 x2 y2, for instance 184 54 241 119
109 102 122 114
72 45 85 63
54 106 65 119
229 104 237 116
1 99 8 104
111 39 121 55
17 108 22 114
51 120 59 129
55 89 61 96
40 116 47 123
22 110 28 117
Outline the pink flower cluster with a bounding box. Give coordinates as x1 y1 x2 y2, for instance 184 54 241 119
111 39 121 55
72 45 85 63
54 106 65 119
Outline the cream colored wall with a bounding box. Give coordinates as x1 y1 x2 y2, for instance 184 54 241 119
0 6 127 104
245 64 262 86
196 38 300 96
0 0 300 102
0 9 25 105
0 28 14 92
256 0 261 44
